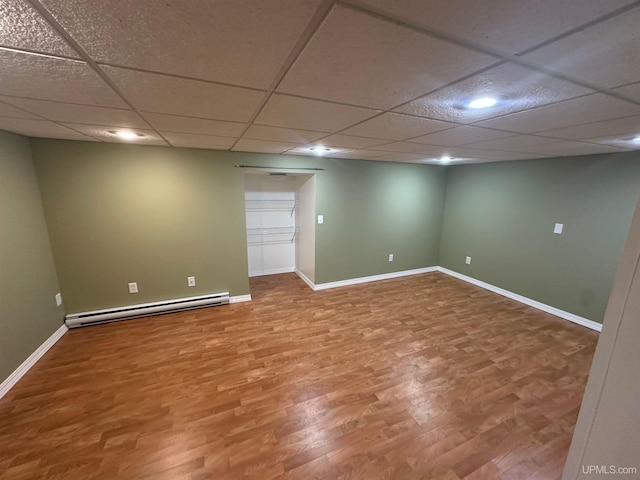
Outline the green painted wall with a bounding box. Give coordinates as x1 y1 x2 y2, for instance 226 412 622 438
439 153 640 323
31 141 250 312
29 136 640 326
31 139 446 312
0 131 64 384
315 158 446 283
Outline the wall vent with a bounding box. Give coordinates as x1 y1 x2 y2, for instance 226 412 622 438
65 292 229 328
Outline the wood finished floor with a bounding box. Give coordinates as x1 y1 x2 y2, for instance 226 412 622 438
0 273 598 480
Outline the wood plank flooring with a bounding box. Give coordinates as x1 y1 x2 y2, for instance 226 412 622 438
0 273 598 479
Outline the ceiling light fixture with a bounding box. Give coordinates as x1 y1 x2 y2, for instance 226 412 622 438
109 130 144 140
467 97 497 109
632 136 640 144
440 155 452 163
309 146 332 156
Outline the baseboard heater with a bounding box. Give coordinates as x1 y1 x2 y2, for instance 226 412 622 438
65 292 230 328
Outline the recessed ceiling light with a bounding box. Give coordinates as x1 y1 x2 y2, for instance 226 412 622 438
467 97 497 109
108 130 145 140
440 155 452 163
308 146 332 156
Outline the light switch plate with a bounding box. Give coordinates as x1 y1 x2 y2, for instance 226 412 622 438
55 293 62 306
554 223 564 235
317 214 324 224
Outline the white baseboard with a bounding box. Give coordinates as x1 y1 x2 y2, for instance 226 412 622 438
0 323 68 400
311 267 438 291
230 294 252 303
249 267 295 278
437 267 602 332
295 269 316 290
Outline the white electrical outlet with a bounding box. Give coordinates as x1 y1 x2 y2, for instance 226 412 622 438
128 282 138 294
388 253 394 262
317 214 324 224
465 256 471 265
187 276 196 287
55 293 62 306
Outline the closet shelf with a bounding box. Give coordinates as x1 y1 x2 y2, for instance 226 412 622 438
246 227 299 244
245 199 297 213
246 227 298 234
248 240 296 246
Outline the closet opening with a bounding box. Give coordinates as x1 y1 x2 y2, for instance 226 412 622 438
243 172 316 295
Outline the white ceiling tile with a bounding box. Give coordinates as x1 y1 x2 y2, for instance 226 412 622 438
332 149 389 160
277 5 497 109
484 141 574 155
255 94 379 132
0 99 40 119
0 50 126 107
61 124 168 145
341 113 455 141
613 81 640 103
0 96 146 127
411 126 515 147
0 1 79 58
0 118 96 140
370 152 431 162
474 94 640 133
568 134 640 150
370 142 439 154
243 125 326 144
424 146 543 161
537 115 640 140
367 157 410 163
234 139 304 154
523 7 640 89
2 1 638 164
102 66 264 122
513 140 630 156
162 132 236 149
396 63 592 123
467 134 560 151
317 134 389 149
415 146 483 160
356 0 636 54
461 150 542 161
42 0 323 89
142 112 245 137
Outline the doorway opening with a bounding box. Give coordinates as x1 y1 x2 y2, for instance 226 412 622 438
243 172 316 295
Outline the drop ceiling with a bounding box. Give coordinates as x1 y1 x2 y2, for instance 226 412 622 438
1 0 640 164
